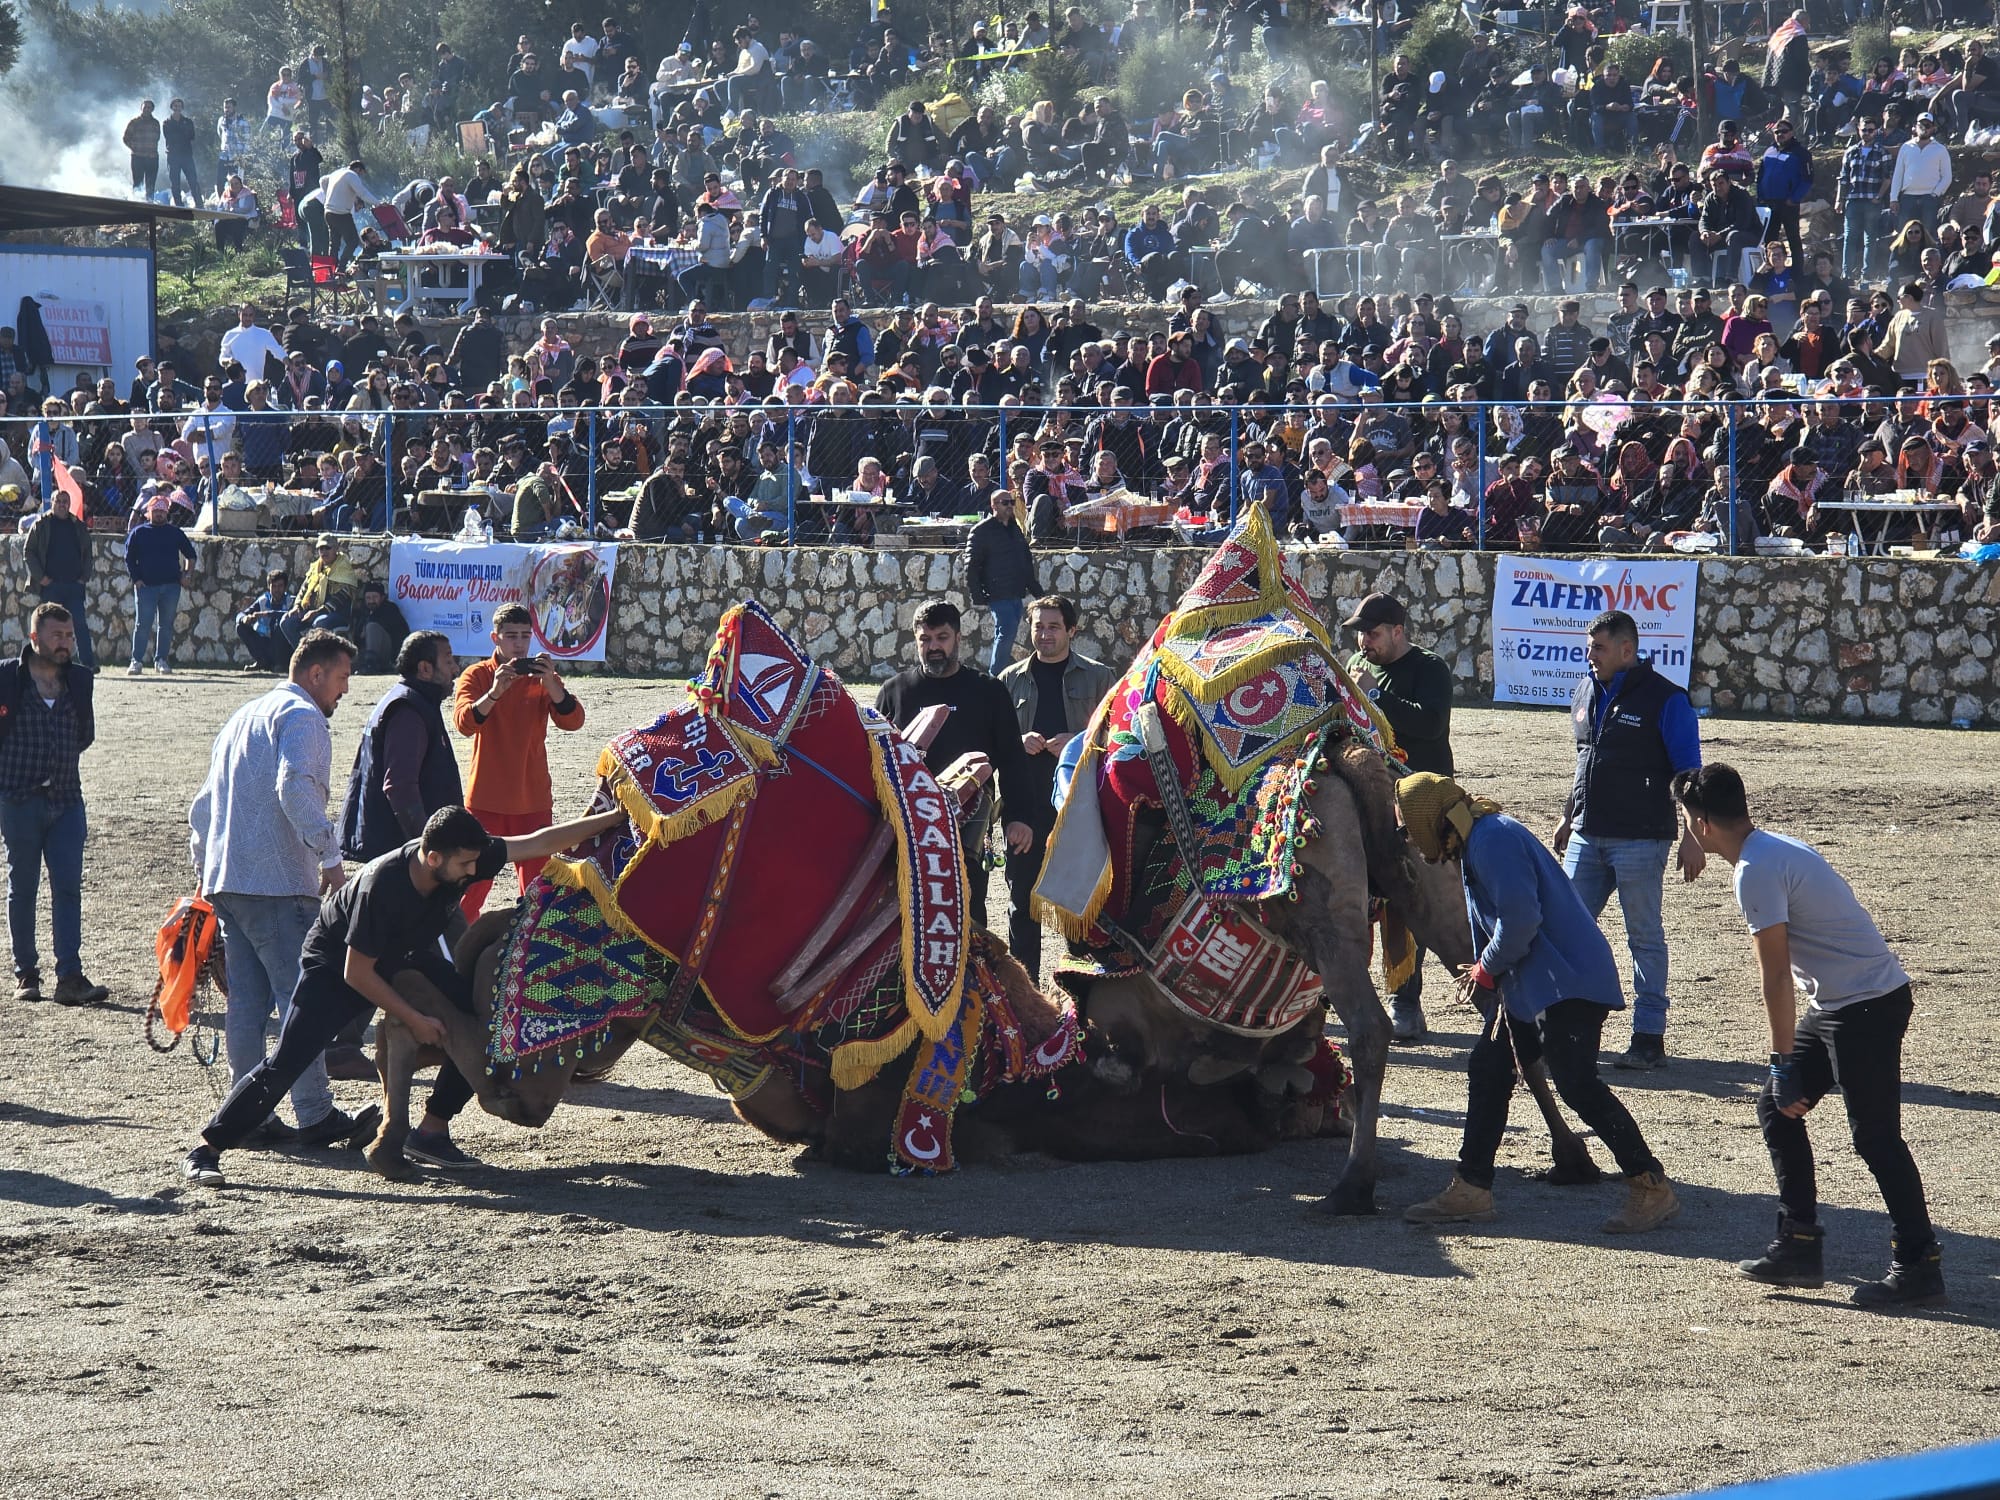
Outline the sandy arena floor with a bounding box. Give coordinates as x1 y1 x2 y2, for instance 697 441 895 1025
0 669 1993 1500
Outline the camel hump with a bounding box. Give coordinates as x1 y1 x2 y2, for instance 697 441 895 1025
1328 735 1418 905
454 907 516 974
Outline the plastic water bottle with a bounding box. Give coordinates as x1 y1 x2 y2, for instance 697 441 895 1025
457 504 483 542
482 514 495 544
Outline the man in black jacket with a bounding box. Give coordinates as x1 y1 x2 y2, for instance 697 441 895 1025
997 596 1115 971
24 491 96 671
875 599 1035 932
339 631 463 864
1553 609 1705 1070
963 487 1042 676
0 604 107 1006
1344 592 1454 1041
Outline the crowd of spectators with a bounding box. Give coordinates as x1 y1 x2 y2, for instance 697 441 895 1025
20 2 1993 563
9 255 2000 560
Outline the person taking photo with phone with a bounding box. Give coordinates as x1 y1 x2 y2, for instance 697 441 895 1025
450 602 587 921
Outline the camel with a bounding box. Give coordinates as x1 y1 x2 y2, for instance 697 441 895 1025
368 911 1334 1180
1059 737 1598 1217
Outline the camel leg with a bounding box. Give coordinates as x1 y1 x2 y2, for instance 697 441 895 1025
1521 1057 1604 1184
367 1021 421 1181
1282 865 1388 1215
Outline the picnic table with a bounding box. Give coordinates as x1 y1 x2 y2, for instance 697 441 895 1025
1814 494 1963 556
378 249 510 317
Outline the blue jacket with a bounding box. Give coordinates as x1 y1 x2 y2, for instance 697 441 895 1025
1124 221 1175 262
1461 813 1625 1021
1756 140 1813 205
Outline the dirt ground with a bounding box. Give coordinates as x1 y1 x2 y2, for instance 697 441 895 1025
0 668 1994 1500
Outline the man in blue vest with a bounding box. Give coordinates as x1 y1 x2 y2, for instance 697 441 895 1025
331 629 462 1077
341 631 463 864
1552 609 1703 1071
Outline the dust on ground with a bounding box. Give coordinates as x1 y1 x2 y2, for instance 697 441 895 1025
1 670 1993 1500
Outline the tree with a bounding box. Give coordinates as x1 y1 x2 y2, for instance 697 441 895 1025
0 0 23 78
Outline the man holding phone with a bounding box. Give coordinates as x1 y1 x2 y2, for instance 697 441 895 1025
451 602 587 921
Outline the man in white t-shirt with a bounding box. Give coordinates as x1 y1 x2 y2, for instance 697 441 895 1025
560 22 601 86
218 304 288 383
1674 763 1943 1309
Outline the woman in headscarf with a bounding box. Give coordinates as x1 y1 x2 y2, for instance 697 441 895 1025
1393 772 1679 1233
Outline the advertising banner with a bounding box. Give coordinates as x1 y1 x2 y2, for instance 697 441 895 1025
1492 556 1699 706
388 540 619 662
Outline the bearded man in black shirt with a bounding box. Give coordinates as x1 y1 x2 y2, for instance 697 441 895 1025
1344 591 1456 1043
183 804 624 1187
874 599 1035 935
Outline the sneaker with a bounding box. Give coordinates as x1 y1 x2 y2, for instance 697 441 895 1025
405 1129 479 1169
1614 1032 1668 1070
1403 1172 1497 1224
1851 1238 1947 1308
1389 996 1428 1044
1602 1170 1680 1233
183 1146 226 1187
156 662 173 675
13 971 42 1003
1738 1212 1825 1288
294 1105 366 1147
52 973 109 1007
126 661 144 676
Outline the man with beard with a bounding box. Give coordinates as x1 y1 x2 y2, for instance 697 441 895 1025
0 605 108 1007
182 803 626 1186
1344 592 1454 1042
188 631 362 1151
998 596 1114 972
874 599 1035 931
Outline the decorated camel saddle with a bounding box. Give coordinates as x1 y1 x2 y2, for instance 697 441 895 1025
1035 502 1412 1031
482 600 1080 1172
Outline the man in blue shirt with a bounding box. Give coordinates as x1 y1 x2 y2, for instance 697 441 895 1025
124 495 199 676
1122 203 1185 302
1756 117 1813 269
1554 609 1703 1070
1396 771 1678 1233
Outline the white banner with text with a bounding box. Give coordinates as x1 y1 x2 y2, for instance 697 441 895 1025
388 540 619 662
1492 556 1699 705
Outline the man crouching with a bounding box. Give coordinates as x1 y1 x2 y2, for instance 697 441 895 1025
182 803 624 1188
1395 772 1679 1233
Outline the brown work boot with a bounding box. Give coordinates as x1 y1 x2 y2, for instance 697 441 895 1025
1403 1172 1498 1224
13 970 42 1003
1602 1170 1680 1233
52 973 109 1007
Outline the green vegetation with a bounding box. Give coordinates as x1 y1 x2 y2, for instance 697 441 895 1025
0 0 22 77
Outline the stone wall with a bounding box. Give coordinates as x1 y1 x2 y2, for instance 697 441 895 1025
26 534 2000 727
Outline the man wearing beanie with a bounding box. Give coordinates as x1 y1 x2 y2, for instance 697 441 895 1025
1395 771 1679 1233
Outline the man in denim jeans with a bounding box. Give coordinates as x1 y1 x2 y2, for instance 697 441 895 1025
187 630 368 1146
125 495 198 675
0 604 107 1007
1553 609 1704 1070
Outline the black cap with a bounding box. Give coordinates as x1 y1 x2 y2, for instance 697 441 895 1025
1341 592 1408 630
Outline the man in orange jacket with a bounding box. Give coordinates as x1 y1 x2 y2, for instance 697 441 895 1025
451 602 588 920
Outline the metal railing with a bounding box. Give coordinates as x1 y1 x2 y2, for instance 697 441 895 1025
2 391 1954 556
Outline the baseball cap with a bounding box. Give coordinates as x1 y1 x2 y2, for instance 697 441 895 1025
1918 111 1937 123
1342 592 1408 630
